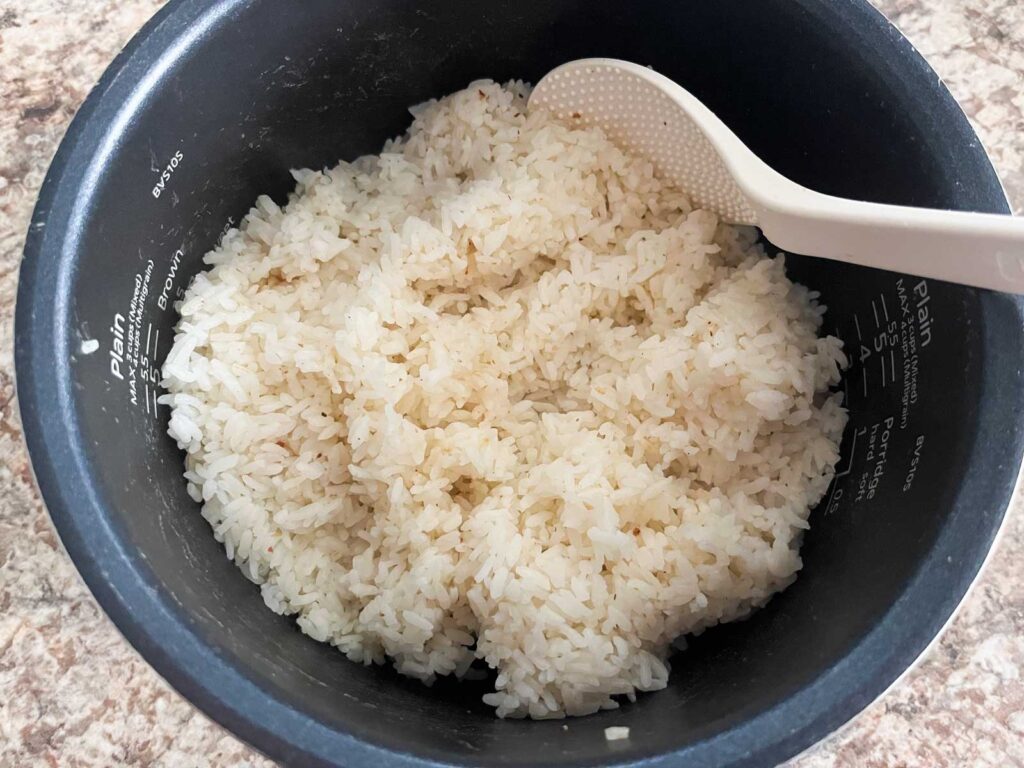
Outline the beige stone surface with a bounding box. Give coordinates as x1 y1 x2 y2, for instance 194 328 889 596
0 0 1021 766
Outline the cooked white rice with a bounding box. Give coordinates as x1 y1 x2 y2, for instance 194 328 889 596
162 80 847 719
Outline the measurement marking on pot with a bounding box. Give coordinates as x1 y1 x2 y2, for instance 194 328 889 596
824 418 858 515
861 367 868 397
880 294 889 322
838 428 857 479
872 300 879 327
103 239 186 422
854 314 862 341
880 354 887 387
889 349 896 384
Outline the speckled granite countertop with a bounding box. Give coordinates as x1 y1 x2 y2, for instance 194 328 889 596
1 1 1022 766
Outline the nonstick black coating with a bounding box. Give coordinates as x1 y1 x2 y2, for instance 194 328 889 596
15 1 1024 766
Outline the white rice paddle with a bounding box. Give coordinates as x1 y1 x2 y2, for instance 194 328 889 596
530 59 1024 293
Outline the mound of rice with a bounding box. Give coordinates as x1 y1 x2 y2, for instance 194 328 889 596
162 80 847 718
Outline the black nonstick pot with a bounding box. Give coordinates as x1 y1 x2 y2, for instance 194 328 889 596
15 1 1024 766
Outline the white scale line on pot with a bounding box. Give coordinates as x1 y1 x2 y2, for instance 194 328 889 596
141 326 162 414
872 300 879 327
152 329 161 411
852 313 868 398
844 360 850 402
823 380 857 517
876 292 895 387
837 428 857 478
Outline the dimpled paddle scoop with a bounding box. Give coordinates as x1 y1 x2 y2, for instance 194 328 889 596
530 58 1024 293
